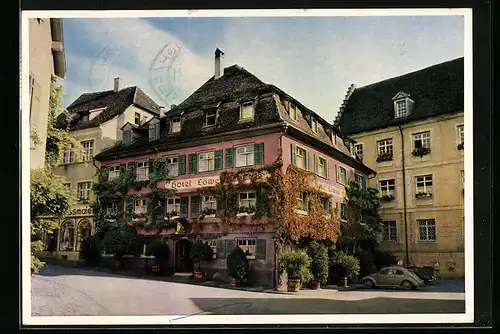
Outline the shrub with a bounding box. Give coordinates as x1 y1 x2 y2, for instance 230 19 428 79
372 251 398 270
227 247 249 280
190 241 214 272
330 250 360 279
31 253 45 275
306 241 329 284
146 239 170 264
355 251 377 277
80 235 102 266
279 250 312 282
102 226 140 260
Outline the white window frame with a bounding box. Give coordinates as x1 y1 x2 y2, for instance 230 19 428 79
377 139 393 155
238 192 256 212
316 156 327 178
106 202 118 216
134 198 147 215
413 131 431 149
236 238 256 259
136 161 149 181
198 150 215 173
235 144 255 168
77 182 91 200
457 124 464 145
204 109 217 126
239 101 254 121
294 146 307 169
297 191 308 212
396 100 408 118
382 221 397 241
166 156 179 177
336 165 347 185
418 219 436 241
62 150 74 164
354 143 363 160
355 173 364 187
170 117 181 133
338 202 347 222
81 140 94 162
134 112 141 125
380 179 396 196
311 118 318 133
415 174 433 195
108 165 120 181
201 195 217 217
166 197 181 216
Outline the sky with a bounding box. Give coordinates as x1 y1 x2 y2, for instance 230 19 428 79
60 15 464 121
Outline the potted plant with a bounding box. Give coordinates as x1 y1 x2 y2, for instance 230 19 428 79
380 194 395 203
376 152 393 162
412 146 431 157
189 240 214 280
279 250 312 292
306 241 329 290
146 239 170 276
227 246 249 287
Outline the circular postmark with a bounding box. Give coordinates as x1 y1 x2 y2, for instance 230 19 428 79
149 43 184 106
88 43 120 91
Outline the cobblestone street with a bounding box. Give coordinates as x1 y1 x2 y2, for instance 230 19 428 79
30 264 465 317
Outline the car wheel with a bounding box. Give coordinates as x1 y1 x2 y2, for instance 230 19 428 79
401 280 414 290
363 279 374 289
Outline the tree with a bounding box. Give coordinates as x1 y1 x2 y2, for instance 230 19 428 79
339 181 383 255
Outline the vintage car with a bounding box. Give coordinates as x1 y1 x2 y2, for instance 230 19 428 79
361 266 426 290
407 266 437 285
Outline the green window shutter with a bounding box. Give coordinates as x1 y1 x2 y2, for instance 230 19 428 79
361 175 367 189
291 143 297 165
216 239 224 259
326 160 330 179
119 163 127 176
313 154 318 174
178 155 186 175
155 123 161 140
180 197 188 218
306 150 311 170
215 150 223 170
126 199 134 221
117 200 125 219
254 143 264 165
99 166 110 183
188 154 197 174
191 195 201 219
256 239 266 260
148 159 155 179
225 148 234 168
335 165 339 182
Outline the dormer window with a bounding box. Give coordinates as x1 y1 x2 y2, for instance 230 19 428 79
396 100 408 118
204 109 217 127
123 130 131 146
81 114 89 123
392 91 414 118
89 107 106 121
149 123 161 141
289 103 297 120
134 112 141 125
311 118 318 133
170 117 181 133
239 101 254 121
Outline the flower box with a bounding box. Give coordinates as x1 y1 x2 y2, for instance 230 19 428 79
380 194 395 203
376 152 393 162
412 147 431 158
415 192 432 198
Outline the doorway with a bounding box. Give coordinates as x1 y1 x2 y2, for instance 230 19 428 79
46 231 58 252
175 238 193 273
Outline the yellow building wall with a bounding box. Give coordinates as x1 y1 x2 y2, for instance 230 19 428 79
351 112 465 278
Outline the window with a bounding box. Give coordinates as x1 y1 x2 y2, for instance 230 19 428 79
203 239 217 259
311 118 318 133
316 156 327 178
382 221 397 241
202 195 217 216
413 131 431 149
108 165 120 181
198 151 215 172
294 146 307 169
236 238 256 259
166 197 181 216
77 182 91 200
106 202 118 216
134 112 141 125
457 124 464 145
149 123 161 141
136 161 149 181
336 166 347 185
235 144 254 168
123 130 131 146
171 117 181 133
354 143 363 160
415 175 433 196
321 197 332 215
297 191 308 212
337 202 347 221
166 156 178 176
240 101 254 121
289 103 297 120
418 219 436 241
380 179 396 196
81 140 94 161
378 139 393 155
204 109 217 126
355 174 365 188
239 192 256 212
134 199 147 214
396 100 408 118
62 150 74 164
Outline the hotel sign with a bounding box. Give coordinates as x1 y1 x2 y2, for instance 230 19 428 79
165 176 220 192
316 182 346 198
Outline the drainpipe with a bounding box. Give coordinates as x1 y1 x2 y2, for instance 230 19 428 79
398 125 410 268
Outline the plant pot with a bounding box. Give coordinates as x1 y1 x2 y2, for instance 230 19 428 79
343 277 349 288
231 278 242 287
193 271 204 280
151 264 160 276
310 280 320 290
287 279 301 292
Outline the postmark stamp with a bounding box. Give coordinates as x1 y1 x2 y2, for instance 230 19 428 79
88 43 120 90
149 43 184 106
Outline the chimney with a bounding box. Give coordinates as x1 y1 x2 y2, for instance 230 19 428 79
114 77 123 92
214 48 224 79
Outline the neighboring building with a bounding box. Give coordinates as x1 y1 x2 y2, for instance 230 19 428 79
29 18 66 169
40 78 162 260
336 57 465 278
94 49 375 287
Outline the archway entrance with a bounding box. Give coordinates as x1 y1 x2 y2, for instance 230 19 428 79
45 231 58 252
175 238 193 273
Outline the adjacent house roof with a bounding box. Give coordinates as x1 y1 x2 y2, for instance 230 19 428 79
337 57 464 135
62 86 161 131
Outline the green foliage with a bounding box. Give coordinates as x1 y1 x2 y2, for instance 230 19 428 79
145 239 170 262
226 247 249 279
279 250 312 281
102 224 141 260
330 250 360 278
31 253 45 275
80 236 102 266
306 241 329 284
30 168 73 219
189 241 214 271
371 251 398 270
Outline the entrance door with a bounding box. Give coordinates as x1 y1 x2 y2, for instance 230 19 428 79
175 239 193 272
46 232 57 252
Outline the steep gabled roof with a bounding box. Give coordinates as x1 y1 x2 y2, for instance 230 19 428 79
65 86 161 131
337 57 464 135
